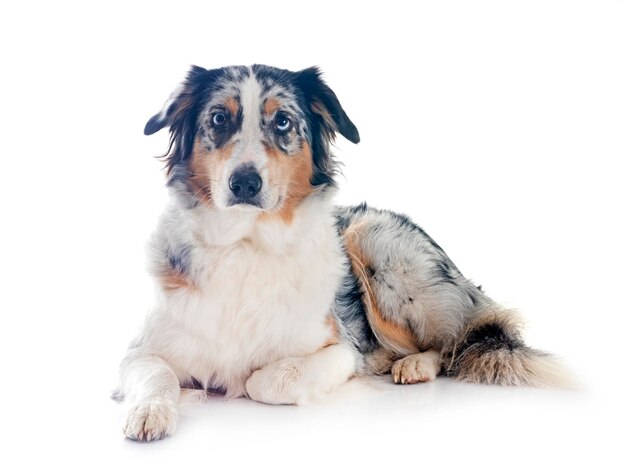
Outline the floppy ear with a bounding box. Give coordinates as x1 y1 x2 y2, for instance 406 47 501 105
144 65 218 175
295 67 360 144
144 65 211 135
143 83 184 135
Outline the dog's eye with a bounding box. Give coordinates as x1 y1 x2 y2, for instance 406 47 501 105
274 114 292 133
212 112 228 128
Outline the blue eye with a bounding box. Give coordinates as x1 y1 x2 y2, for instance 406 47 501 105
274 114 292 133
212 112 227 127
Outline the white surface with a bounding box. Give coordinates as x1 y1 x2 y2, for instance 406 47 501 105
93 377 607 468
1 1 624 467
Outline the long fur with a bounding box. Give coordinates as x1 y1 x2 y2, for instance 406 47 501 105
116 64 563 442
442 309 568 387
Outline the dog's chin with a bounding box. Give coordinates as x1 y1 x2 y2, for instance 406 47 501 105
222 197 272 212
225 194 283 212
227 202 263 212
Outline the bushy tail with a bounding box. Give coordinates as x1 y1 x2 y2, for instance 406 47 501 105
443 308 571 387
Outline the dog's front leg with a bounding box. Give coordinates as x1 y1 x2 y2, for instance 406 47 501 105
120 355 181 442
245 343 356 405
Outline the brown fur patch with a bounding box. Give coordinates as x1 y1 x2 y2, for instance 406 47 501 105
343 221 420 355
171 94 196 124
259 141 314 224
263 97 281 116
188 137 235 207
322 314 340 348
159 267 196 292
311 101 335 130
224 97 239 117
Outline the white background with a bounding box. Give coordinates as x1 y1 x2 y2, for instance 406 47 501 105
1 1 625 467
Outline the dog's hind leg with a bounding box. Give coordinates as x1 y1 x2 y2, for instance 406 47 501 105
119 355 181 442
336 205 569 388
245 344 357 405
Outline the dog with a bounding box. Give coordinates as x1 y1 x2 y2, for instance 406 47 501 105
115 64 564 442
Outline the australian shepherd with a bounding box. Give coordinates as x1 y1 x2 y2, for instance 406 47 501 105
116 64 564 441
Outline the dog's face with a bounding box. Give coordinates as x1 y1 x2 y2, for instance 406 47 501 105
145 65 359 220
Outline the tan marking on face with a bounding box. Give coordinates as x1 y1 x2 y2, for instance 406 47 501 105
343 221 419 355
263 97 281 116
224 97 239 117
159 267 197 292
188 137 235 207
259 141 314 224
322 314 340 348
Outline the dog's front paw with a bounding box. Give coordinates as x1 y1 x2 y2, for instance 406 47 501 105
123 397 178 442
392 352 440 384
246 357 306 405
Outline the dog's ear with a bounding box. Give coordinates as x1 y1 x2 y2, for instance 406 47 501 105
144 65 211 135
295 67 360 144
144 66 218 175
143 83 183 135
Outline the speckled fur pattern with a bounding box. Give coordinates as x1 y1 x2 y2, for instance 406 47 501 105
115 64 562 442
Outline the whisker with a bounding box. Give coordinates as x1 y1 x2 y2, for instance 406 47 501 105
191 184 212 201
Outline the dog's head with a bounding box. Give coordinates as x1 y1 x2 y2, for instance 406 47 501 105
145 65 359 220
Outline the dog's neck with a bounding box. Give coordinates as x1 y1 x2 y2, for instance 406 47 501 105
176 186 338 255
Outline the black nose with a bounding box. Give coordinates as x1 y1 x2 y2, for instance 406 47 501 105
229 169 262 200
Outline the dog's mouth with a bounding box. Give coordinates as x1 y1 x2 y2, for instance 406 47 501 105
227 197 264 209
225 192 284 212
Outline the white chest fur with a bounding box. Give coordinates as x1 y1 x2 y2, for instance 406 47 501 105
139 194 346 398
